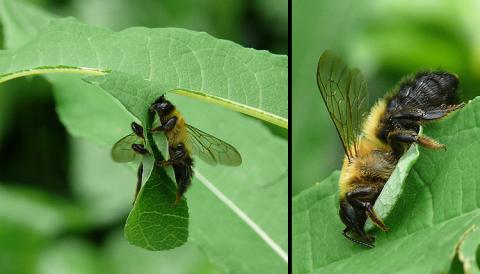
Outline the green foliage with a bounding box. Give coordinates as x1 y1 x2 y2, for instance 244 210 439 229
0 0 287 273
104 232 223 274
177 93 288 273
0 16 287 128
365 143 419 231
293 97 480 274
124 156 189 250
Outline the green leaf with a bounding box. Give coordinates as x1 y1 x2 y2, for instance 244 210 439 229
364 139 420 231
173 94 288 273
124 155 189 250
456 226 480 274
0 15 287 128
82 71 174 126
0 0 54 48
48 73 134 148
293 97 480 274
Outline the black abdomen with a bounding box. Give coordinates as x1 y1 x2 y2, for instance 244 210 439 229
377 71 462 149
172 155 194 199
386 71 459 113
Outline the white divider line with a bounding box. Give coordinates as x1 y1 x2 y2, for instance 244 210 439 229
194 169 288 263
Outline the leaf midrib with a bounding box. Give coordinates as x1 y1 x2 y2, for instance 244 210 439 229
195 169 289 263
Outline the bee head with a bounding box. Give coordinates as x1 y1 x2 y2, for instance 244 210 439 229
154 95 167 104
339 200 373 246
149 95 175 115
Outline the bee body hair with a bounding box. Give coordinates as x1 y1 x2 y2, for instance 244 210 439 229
162 108 193 155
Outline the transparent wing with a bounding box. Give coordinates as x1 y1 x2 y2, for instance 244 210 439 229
187 124 242 166
316 50 369 160
111 133 144 163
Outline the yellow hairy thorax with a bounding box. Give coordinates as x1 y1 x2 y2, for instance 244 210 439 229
164 109 193 155
338 99 392 199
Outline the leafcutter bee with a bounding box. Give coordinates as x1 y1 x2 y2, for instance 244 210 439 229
149 95 242 203
316 50 465 247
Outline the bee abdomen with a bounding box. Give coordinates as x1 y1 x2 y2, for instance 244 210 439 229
172 156 194 199
388 71 459 112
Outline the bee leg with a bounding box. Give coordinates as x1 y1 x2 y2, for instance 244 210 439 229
132 163 143 205
149 116 178 132
131 144 149 155
155 147 186 167
365 205 389 232
346 187 390 232
131 122 144 136
340 200 375 246
417 135 446 150
388 130 418 156
342 228 375 248
388 130 445 154
156 159 172 167
391 103 465 121
158 143 189 165
420 103 465 120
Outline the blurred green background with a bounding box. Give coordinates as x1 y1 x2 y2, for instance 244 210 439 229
0 1 286 274
293 0 480 196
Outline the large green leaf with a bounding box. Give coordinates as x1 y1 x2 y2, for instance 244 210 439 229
173 93 288 273
0 0 54 48
293 97 480 274
0 9 287 128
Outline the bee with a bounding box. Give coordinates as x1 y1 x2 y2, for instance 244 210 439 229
149 95 242 203
111 122 150 202
316 50 465 248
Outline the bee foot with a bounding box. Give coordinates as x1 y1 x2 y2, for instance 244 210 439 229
155 160 172 167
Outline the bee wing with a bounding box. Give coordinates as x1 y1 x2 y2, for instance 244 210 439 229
111 133 144 163
316 50 369 160
187 124 242 166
